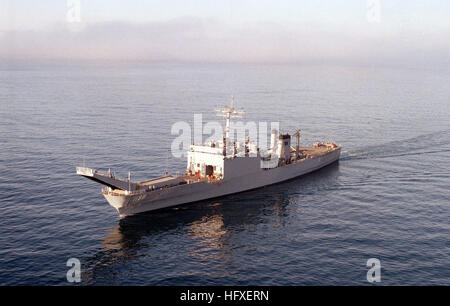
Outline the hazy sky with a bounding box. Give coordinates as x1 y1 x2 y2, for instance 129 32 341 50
0 0 449 65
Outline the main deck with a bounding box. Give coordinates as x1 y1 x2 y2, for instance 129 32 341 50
100 143 339 197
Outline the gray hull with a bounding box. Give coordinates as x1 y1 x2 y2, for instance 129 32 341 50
104 148 341 217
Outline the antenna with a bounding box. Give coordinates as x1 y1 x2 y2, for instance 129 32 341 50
165 148 169 176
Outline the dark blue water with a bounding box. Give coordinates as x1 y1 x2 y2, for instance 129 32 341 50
0 62 449 285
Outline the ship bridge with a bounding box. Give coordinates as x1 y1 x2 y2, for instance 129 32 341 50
187 95 263 180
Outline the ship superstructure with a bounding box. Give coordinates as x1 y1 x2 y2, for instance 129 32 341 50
77 96 341 217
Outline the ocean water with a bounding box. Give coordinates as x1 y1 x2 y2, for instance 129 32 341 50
0 61 449 285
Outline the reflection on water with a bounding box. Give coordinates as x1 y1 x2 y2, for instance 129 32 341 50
188 214 227 254
82 162 341 285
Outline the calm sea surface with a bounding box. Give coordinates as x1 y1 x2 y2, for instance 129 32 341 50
0 62 449 285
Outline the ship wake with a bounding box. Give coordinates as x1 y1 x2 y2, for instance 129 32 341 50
341 129 450 161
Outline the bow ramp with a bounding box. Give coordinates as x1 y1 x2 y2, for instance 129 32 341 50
76 167 140 191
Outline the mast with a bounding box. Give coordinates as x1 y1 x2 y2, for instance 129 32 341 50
225 94 234 140
293 130 301 159
128 171 131 191
215 94 244 150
